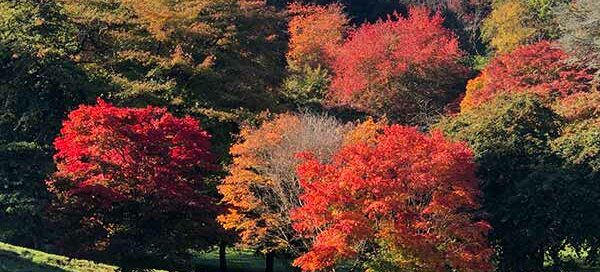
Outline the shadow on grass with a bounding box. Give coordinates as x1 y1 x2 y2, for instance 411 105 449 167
0 249 67 272
193 249 294 272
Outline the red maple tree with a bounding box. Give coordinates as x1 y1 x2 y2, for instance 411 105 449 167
47 99 220 265
328 6 468 124
291 125 493 272
461 41 593 111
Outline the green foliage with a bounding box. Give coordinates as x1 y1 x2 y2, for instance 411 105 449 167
437 93 600 271
61 0 286 113
0 0 96 246
552 92 600 172
60 0 289 172
282 65 330 108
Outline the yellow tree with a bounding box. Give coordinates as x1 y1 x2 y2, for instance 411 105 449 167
482 0 568 53
482 0 536 53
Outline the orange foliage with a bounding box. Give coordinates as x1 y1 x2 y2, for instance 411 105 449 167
292 125 493 272
343 117 387 146
554 91 600 122
218 113 350 254
287 2 349 69
218 114 300 253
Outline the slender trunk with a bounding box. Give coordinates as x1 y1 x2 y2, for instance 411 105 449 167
529 249 545 272
265 252 275 272
219 241 227 272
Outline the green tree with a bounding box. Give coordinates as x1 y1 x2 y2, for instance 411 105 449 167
437 93 600 271
0 0 96 247
61 0 286 112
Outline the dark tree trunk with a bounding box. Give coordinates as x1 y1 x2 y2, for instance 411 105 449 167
265 252 275 272
219 241 227 272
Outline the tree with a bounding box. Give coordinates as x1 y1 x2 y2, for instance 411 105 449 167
399 0 494 56
61 0 287 116
550 92 600 264
433 0 493 55
438 93 600 271
287 2 349 70
218 112 351 272
47 100 219 270
328 6 469 125
556 0 600 84
482 0 536 53
292 125 493 272
283 2 349 106
281 65 332 107
460 41 593 111
481 0 568 53
0 0 96 247
552 91 600 172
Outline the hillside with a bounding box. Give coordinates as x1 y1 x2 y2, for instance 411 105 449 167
0 242 118 272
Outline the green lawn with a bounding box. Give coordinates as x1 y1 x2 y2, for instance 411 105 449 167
0 242 293 272
193 249 294 272
3 241 600 272
0 242 121 272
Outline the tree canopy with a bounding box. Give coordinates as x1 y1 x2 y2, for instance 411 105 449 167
47 100 220 270
293 125 493 272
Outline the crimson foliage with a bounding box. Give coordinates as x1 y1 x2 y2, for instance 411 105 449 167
47 99 219 269
328 6 469 124
461 41 593 111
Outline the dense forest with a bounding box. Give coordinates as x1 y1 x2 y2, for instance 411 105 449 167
1 0 599 271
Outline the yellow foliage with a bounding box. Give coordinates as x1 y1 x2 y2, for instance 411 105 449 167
482 0 536 53
343 117 387 146
460 74 488 112
218 114 301 253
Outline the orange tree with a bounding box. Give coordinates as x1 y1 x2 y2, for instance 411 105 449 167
460 41 593 111
287 2 349 70
218 112 351 272
553 92 600 172
292 125 493 272
327 6 469 125
283 2 349 106
47 100 219 270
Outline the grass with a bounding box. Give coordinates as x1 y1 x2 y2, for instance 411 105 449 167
3 241 599 272
193 249 294 272
0 242 294 272
0 242 119 272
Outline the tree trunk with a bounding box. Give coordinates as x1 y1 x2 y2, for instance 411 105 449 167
265 252 275 272
219 241 227 272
